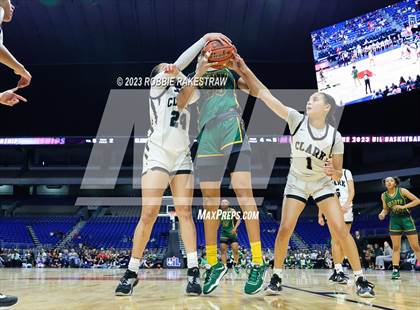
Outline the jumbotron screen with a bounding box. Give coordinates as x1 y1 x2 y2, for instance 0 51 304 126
311 0 420 106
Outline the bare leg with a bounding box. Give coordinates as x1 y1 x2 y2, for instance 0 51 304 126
273 198 306 269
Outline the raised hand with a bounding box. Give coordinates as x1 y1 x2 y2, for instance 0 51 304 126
203 33 232 44
162 63 180 76
378 211 386 220
323 158 335 177
15 66 32 88
196 51 218 76
0 88 27 107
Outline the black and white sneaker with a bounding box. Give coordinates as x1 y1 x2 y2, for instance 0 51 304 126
336 272 349 285
355 277 375 298
329 269 338 282
186 267 202 296
0 293 18 307
115 270 139 296
265 274 282 295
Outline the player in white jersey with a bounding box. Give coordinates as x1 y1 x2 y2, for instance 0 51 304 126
0 2 29 307
318 168 355 284
227 54 375 298
0 0 31 92
115 33 229 297
368 50 375 66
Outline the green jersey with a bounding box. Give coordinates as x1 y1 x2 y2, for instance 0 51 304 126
383 187 410 217
194 68 239 131
220 207 237 234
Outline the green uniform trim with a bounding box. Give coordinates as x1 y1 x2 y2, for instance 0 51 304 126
196 116 245 157
195 68 239 132
384 188 417 235
220 208 239 244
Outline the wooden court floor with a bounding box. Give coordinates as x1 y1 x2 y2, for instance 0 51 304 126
1 268 419 309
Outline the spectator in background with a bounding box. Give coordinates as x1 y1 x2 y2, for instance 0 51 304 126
69 249 80 268
352 66 362 87
383 85 390 97
10 249 21 268
354 231 367 265
392 85 401 95
374 243 383 258
364 73 372 94
399 77 407 92
364 244 375 269
372 89 383 99
375 241 393 270
415 75 420 89
324 250 333 269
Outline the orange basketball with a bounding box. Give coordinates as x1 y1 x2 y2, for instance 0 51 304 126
202 39 236 69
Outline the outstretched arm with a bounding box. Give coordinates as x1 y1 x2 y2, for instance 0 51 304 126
0 8 31 87
0 43 22 71
173 33 231 71
227 54 290 121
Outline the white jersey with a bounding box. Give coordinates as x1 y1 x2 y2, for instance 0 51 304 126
0 27 3 44
287 109 344 182
333 169 353 206
147 72 197 153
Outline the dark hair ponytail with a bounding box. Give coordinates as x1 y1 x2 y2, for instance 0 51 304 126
382 176 400 186
319 92 337 127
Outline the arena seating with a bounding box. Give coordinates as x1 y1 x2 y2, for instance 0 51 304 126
2 210 419 250
0 217 34 246
75 216 170 250
30 216 79 245
0 216 79 248
312 0 420 60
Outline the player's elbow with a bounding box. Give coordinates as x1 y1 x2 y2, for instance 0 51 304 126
176 99 187 111
176 93 189 110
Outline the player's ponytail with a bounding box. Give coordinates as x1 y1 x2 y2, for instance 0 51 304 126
319 92 337 127
150 64 162 80
382 176 400 187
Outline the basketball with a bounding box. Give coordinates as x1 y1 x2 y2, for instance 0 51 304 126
202 39 236 69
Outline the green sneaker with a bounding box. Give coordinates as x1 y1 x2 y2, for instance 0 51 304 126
203 262 228 294
391 270 400 280
244 264 267 295
234 265 240 274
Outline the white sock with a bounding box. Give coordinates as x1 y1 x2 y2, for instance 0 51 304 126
353 270 363 280
335 263 343 273
187 251 198 269
128 257 140 273
273 268 283 278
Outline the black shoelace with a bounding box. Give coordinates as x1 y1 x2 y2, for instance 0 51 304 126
191 275 199 284
204 269 212 282
270 275 280 286
359 278 375 289
339 272 349 280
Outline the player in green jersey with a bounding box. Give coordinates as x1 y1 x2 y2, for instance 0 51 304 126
379 177 420 280
188 51 265 295
219 199 241 274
